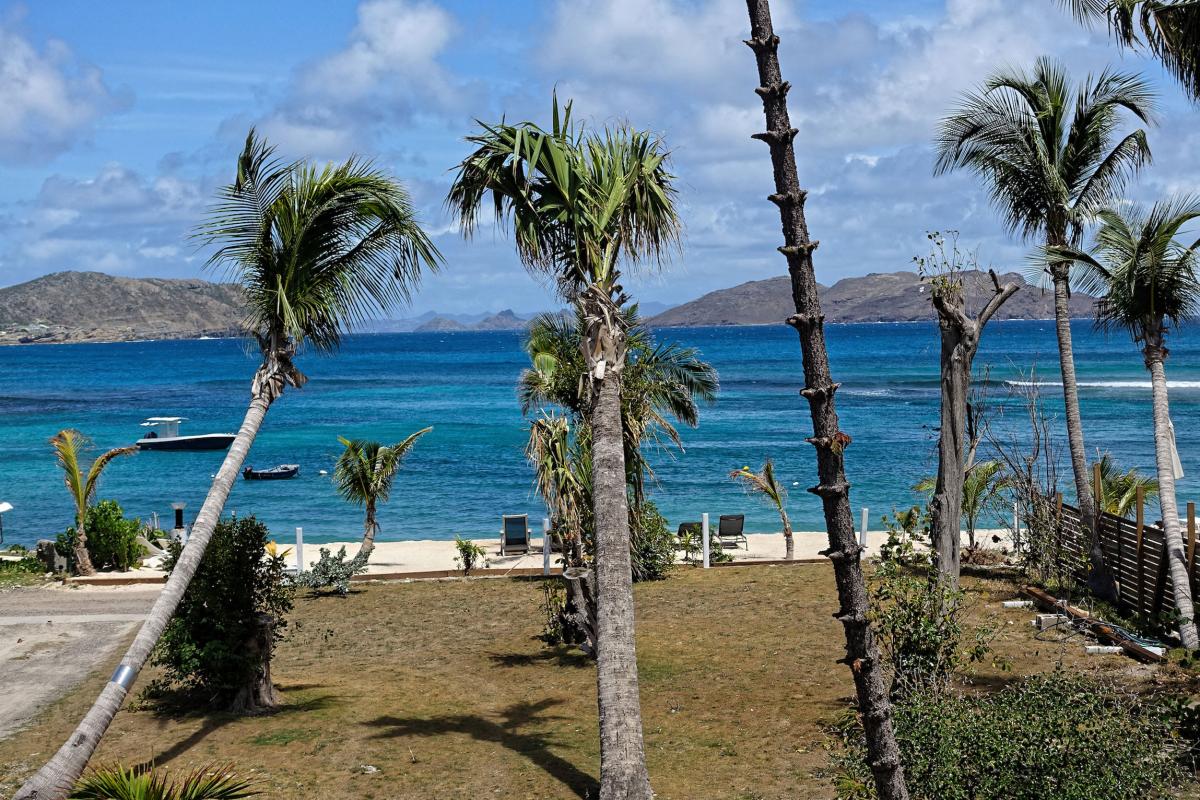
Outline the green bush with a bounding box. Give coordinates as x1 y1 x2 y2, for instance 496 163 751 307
56 500 146 572
454 536 490 575
296 546 368 596
831 671 1183 800
631 501 675 582
150 516 293 708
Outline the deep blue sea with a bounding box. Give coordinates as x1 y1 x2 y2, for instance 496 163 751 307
0 321 1197 549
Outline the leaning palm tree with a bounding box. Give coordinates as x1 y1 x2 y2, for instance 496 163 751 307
1050 195 1200 647
16 130 441 800
50 430 136 576
448 96 679 800
1061 1 1200 101
730 460 794 559
1093 451 1160 516
333 428 431 562
936 58 1156 543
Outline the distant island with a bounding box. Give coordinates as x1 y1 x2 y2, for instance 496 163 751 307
646 270 1095 327
0 269 1096 345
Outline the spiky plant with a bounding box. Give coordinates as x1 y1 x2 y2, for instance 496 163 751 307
69 762 256 800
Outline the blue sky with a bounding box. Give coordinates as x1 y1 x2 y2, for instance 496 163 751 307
0 0 1195 315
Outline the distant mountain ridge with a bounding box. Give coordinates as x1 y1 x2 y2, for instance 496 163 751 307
647 270 1096 327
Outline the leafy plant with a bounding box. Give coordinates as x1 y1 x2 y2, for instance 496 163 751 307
57 500 146 572
150 516 293 708
296 546 368 596
630 501 675 582
878 506 931 569
70 762 257 799
1092 452 1159 517
453 536 489 575
830 671 1183 800
49 429 137 576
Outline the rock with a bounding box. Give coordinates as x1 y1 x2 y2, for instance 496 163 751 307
35 540 66 573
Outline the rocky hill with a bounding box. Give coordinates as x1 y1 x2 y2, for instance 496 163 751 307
0 271 247 345
647 270 1096 327
416 309 529 333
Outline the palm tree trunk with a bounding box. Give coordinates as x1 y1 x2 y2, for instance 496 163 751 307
780 508 794 560
1146 342 1199 649
359 502 377 561
15 393 272 800
1050 263 1095 527
72 516 96 576
744 2 908 797
591 330 653 800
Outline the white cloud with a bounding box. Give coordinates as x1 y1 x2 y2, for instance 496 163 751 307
0 22 125 162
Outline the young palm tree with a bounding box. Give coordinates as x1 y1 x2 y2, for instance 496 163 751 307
333 428 431 562
917 460 1009 553
50 430 136 576
333 431 432 563
527 413 590 564
520 307 717 508
16 130 441 800
1093 452 1160 516
730 460 794 559
69 763 256 799
448 97 680 800
1050 196 1200 647
935 58 1156 542
1062 1 1200 101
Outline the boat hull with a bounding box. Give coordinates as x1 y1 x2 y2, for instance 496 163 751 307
243 465 300 481
136 433 235 451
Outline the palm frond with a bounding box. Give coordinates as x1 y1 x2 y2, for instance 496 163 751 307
333 428 431 507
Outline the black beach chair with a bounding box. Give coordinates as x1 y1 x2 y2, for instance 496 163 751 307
500 514 530 556
717 514 747 551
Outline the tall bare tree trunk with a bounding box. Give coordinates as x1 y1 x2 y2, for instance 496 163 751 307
16 394 273 800
743 3 908 797
588 317 654 800
1145 338 1199 649
1050 263 1095 526
779 506 794 560
929 274 1017 585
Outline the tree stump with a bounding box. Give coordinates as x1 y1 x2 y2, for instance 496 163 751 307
562 567 598 658
230 612 281 713
35 539 66 573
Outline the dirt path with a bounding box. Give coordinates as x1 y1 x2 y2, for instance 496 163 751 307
0 584 160 740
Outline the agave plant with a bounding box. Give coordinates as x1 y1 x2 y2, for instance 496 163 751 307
70 763 256 800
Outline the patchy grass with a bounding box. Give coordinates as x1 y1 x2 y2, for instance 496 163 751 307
1 564 1195 799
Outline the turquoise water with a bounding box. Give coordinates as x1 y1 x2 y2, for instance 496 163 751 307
0 321 1197 548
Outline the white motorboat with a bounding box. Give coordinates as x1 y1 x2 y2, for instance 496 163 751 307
136 417 235 451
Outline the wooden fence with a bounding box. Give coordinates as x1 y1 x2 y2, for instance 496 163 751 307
1054 481 1198 619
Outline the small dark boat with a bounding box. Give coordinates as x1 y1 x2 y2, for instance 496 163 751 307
242 464 300 481
136 417 235 451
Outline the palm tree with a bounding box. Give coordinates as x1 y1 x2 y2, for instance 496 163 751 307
447 96 680 800
1061 1 1200 101
333 429 431 562
520 307 717 509
917 460 1009 553
935 58 1156 544
744 2 909 797
49 430 136 576
1093 452 1160 516
16 130 441 800
1050 196 1200 647
730 460 794 559
527 413 590 565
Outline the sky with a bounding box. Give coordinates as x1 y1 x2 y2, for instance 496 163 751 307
0 0 1196 316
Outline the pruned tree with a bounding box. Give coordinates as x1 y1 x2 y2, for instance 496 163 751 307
743 2 909 798
916 233 1019 583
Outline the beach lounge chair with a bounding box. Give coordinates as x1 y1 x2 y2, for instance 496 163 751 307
501 514 530 556
717 514 747 551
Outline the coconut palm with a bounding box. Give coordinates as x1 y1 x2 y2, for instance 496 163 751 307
935 58 1156 542
16 130 441 800
448 96 680 800
730 460 794 559
49 430 136 576
520 307 717 507
1061 1 1200 101
1092 452 1160 516
334 428 431 562
1050 195 1200 647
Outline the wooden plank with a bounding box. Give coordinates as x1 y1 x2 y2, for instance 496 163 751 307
1023 585 1164 663
1153 538 1170 617
1189 502 1197 577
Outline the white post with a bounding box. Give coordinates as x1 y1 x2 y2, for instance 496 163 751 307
295 526 304 573
860 507 869 548
1013 500 1020 541
702 513 710 569
543 518 551 575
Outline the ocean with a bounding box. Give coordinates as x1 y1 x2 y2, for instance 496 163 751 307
0 320 1196 549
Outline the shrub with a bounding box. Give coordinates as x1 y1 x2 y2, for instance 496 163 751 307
830 671 1183 800
70 762 258 799
151 516 293 708
296 546 368 595
56 500 145 572
454 536 489 575
630 501 676 581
